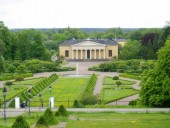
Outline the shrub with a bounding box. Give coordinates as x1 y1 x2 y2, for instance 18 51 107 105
15 76 24 82
36 115 48 128
116 81 122 88
58 105 69 116
81 94 99 105
112 76 119 80
55 111 61 117
4 81 13 87
73 100 83 108
12 116 29 128
43 108 58 125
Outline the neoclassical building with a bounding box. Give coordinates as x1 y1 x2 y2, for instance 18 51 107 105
59 39 118 60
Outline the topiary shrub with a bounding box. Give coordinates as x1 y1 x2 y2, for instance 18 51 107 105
55 111 61 117
112 76 119 80
116 81 122 88
73 100 83 108
43 108 58 125
58 105 69 116
36 115 48 128
12 116 29 128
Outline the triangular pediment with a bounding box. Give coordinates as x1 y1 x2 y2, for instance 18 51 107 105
71 41 106 46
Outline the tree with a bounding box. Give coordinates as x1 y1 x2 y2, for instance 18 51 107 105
140 40 170 107
119 40 141 59
36 115 48 128
116 81 121 88
0 55 4 74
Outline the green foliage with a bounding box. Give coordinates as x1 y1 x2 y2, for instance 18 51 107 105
36 115 48 127
15 76 24 82
80 74 97 101
55 111 61 116
73 100 83 108
82 94 100 105
112 76 119 80
0 55 5 73
119 40 141 59
91 59 157 75
140 40 170 107
115 81 121 87
43 108 58 125
58 105 69 116
12 116 29 128
4 81 13 87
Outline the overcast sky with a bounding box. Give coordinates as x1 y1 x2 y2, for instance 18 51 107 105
0 0 170 28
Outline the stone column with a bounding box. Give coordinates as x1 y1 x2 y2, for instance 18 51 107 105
85 49 87 59
94 49 96 59
72 50 74 59
90 49 92 59
81 49 82 59
103 49 105 59
76 49 78 59
99 49 101 59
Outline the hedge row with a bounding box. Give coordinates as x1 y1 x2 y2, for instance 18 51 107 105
0 73 33 81
79 73 97 100
9 74 59 107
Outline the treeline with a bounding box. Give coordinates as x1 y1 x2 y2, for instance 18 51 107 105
119 25 170 60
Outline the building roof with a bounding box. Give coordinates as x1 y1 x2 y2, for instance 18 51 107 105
60 39 118 46
114 39 126 42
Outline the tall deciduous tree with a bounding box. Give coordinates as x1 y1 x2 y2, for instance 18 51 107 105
140 40 170 107
119 40 141 59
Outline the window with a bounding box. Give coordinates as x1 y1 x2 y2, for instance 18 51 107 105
108 50 112 57
65 50 69 57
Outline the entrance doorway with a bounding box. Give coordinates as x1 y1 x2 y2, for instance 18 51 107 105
87 50 90 59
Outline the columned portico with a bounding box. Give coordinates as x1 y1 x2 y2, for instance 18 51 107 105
72 48 105 60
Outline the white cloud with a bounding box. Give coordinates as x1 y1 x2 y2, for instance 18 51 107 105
0 0 169 28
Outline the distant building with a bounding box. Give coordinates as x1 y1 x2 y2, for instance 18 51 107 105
115 39 127 47
59 39 118 60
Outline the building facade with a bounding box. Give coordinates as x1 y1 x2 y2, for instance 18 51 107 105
59 39 118 60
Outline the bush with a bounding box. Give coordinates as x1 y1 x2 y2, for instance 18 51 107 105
112 76 119 80
4 81 13 87
55 111 61 117
12 116 29 128
15 76 24 82
36 115 48 128
43 108 58 125
58 105 69 116
73 100 83 108
81 94 99 105
116 81 121 87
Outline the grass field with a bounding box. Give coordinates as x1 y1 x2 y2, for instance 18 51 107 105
0 85 28 102
66 113 170 128
30 77 89 107
103 77 135 85
101 88 138 103
13 77 45 86
0 112 169 128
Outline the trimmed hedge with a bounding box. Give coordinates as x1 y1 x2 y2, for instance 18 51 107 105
9 74 59 107
0 73 33 81
79 73 97 101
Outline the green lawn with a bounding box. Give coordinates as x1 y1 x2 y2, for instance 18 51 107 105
0 112 169 128
30 77 89 107
0 85 28 102
103 77 135 85
66 113 170 128
13 77 45 86
101 88 138 103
